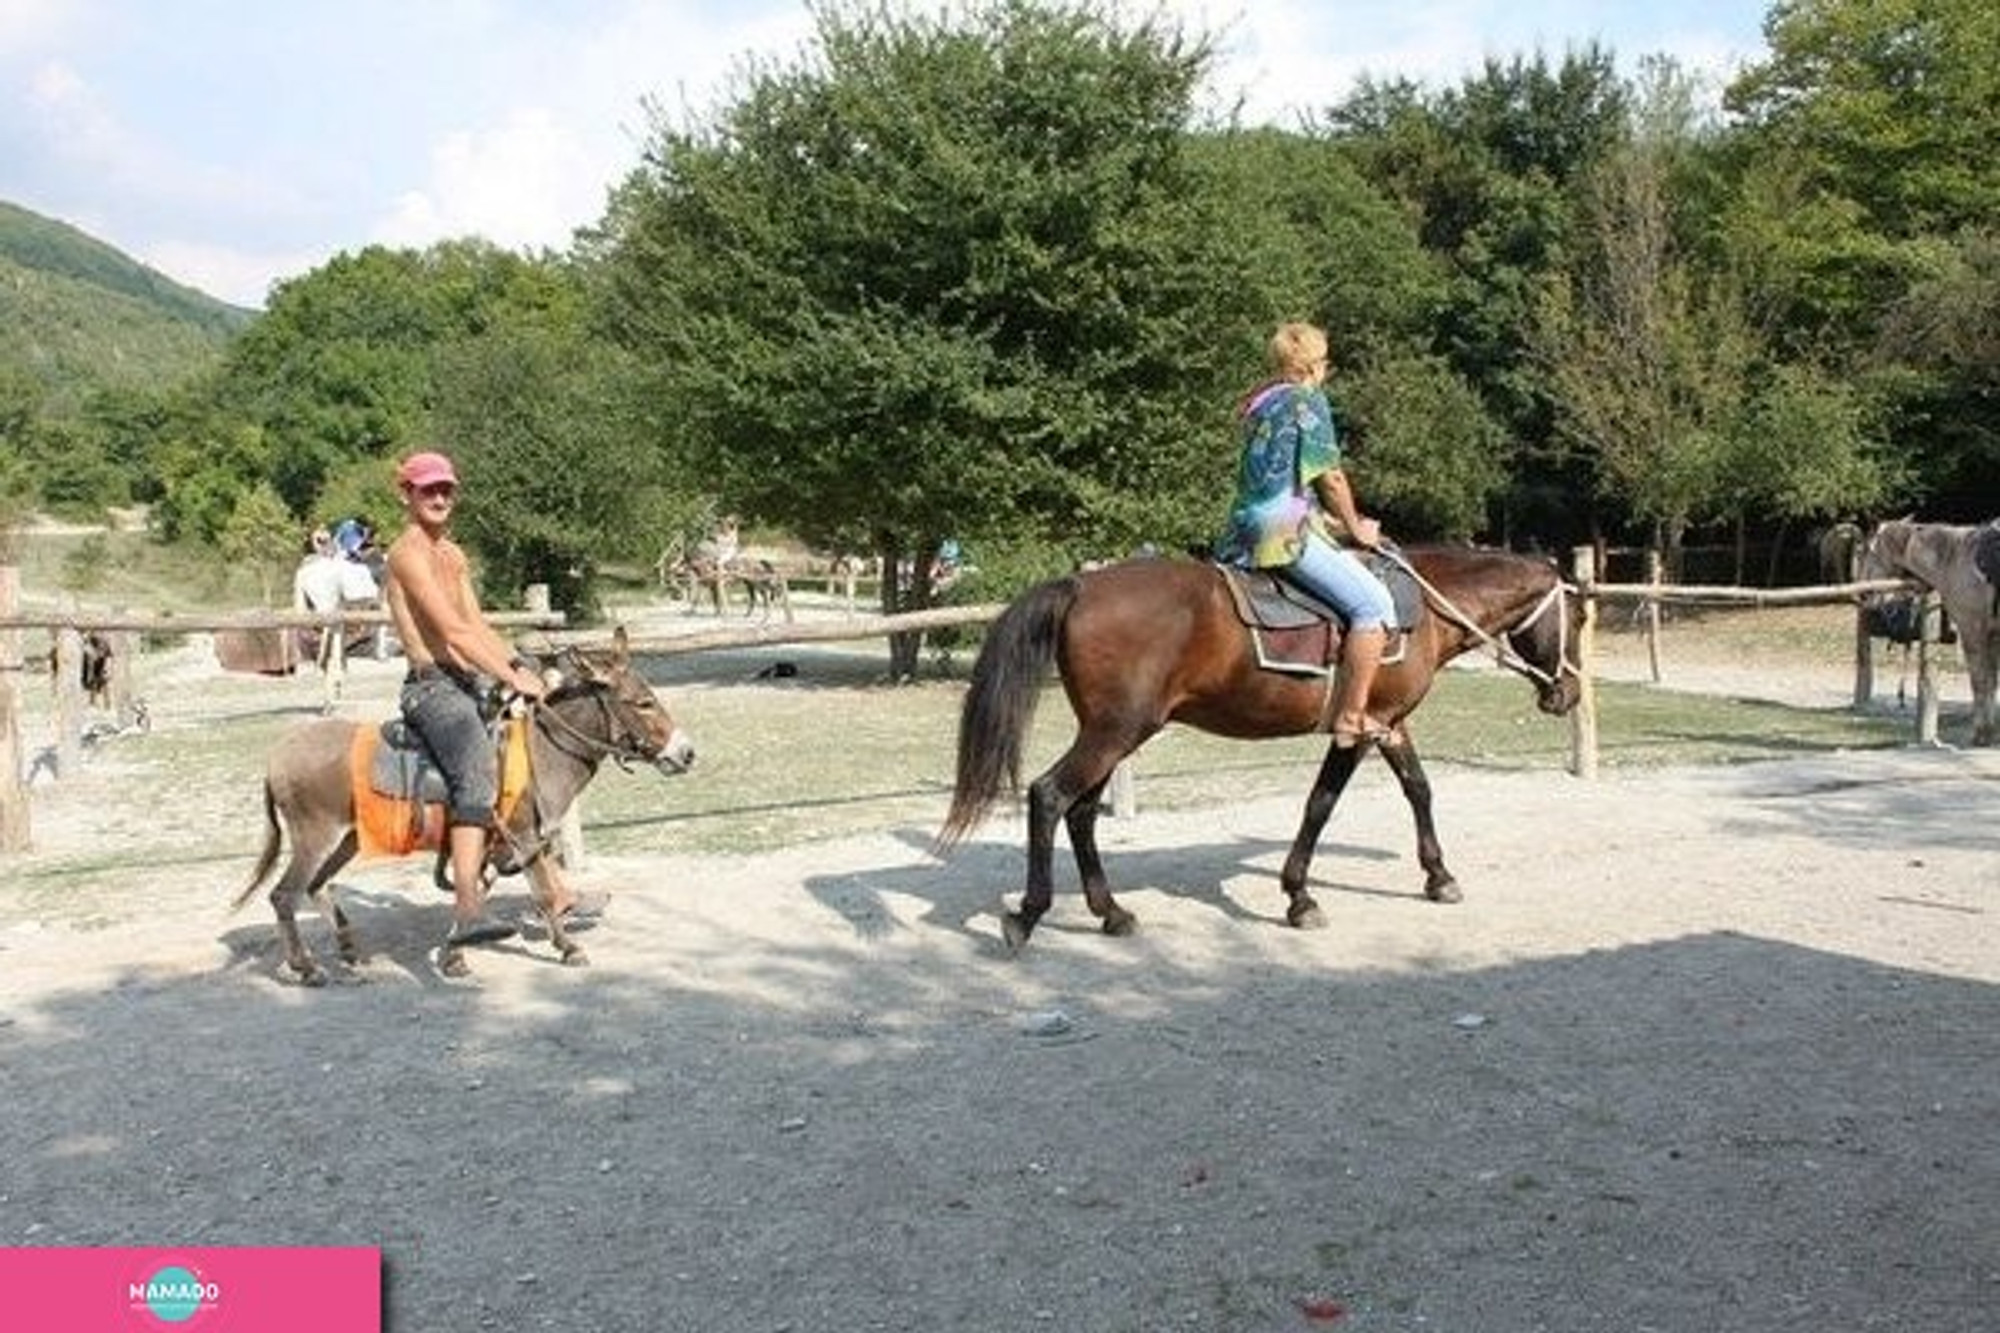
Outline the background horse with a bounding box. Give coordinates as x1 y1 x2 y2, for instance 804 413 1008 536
939 547 1583 948
1859 518 2000 744
231 629 696 983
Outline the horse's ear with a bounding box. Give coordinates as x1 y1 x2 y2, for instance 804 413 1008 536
611 624 630 668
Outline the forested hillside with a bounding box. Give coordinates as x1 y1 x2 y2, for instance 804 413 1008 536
0 200 249 410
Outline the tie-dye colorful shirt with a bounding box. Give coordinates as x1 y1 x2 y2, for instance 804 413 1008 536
1213 380 1342 568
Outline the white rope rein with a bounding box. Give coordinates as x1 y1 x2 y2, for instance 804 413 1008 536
1376 547 1580 688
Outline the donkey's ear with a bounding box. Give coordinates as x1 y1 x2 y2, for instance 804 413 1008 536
610 624 631 668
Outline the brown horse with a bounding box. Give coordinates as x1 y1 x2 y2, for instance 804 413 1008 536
231 629 696 983
938 548 1583 948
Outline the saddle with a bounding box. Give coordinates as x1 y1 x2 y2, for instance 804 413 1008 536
1975 523 2000 612
1218 552 1423 677
347 717 533 858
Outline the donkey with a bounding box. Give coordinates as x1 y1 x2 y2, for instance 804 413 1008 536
232 628 695 983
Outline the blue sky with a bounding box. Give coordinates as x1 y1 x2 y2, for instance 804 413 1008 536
1 1 1771 309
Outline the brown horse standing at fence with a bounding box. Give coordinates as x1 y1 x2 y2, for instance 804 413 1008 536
1859 518 2000 745
938 548 1583 948
231 631 696 983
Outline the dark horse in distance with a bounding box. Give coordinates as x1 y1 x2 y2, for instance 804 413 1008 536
938 548 1584 948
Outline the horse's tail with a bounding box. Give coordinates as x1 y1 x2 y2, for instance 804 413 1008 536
936 576 1079 852
228 780 284 913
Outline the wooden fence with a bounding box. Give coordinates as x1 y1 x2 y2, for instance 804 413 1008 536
0 590 564 853
2 551 1946 855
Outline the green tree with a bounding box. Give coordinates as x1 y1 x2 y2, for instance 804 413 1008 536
217 481 300 606
433 319 683 620
1722 0 2000 513
1532 68 1752 570
595 0 1295 672
1326 50 1632 542
1338 353 1507 541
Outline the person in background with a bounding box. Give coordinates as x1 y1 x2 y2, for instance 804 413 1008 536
1213 321 1396 747
291 527 344 682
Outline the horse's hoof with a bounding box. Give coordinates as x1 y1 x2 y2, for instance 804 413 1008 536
559 944 591 967
1100 908 1137 937
1001 912 1034 953
1287 901 1327 930
1426 877 1462 904
291 965 329 988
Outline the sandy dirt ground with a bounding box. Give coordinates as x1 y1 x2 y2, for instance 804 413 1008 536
2 623 1996 1331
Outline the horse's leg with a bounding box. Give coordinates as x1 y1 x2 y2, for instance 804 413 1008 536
1277 741 1366 929
1373 732 1461 904
1969 639 1996 745
1064 775 1136 937
1005 733 1133 949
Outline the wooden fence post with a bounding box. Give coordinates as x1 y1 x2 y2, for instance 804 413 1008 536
1106 760 1136 819
1852 602 1875 708
1916 591 1941 745
1644 549 1664 684
0 566 28 851
1571 546 1599 780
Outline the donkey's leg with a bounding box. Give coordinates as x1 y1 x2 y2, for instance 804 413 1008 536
270 831 354 985
1278 740 1368 929
301 830 362 965
1064 776 1136 937
1373 732 1460 903
523 854 588 967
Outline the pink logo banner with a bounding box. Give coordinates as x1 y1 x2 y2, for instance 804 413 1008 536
0 1246 380 1331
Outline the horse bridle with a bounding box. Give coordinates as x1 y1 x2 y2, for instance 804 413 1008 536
1379 549 1582 690
529 673 665 773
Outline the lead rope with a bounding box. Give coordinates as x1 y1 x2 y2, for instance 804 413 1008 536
487 687 642 874
1374 548 1578 689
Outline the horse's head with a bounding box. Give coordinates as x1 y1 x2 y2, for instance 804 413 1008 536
544 626 697 775
1501 560 1585 717
1858 518 1916 583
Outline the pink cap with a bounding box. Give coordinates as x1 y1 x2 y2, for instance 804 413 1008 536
396 451 458 489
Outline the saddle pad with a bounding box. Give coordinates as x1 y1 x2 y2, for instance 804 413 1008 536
1217 561 1419 678
349 727 444 858
352 717 534 858
1218 556 1423 632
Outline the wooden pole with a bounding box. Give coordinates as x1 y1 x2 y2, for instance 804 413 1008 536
1644 549 1663 684
1852 602 1875 708
1571 546 1599 780
1106 761 1136 819
1917 591 1941 745
0 566 28 851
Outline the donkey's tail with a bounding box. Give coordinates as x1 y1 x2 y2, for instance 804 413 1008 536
935 576 1079 853
228 781 284 912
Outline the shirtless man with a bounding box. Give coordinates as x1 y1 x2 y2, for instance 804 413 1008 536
383 450 553 952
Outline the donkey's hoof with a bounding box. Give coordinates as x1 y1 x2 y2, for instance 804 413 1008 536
427 945 473 982
1425 877 1463 905
1287 901 1327 930
290 963 329 988
1001 912 1035 953
1100 908 1138 937
559 944 591 968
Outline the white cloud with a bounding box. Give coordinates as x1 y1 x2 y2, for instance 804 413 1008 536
372 107 593 251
